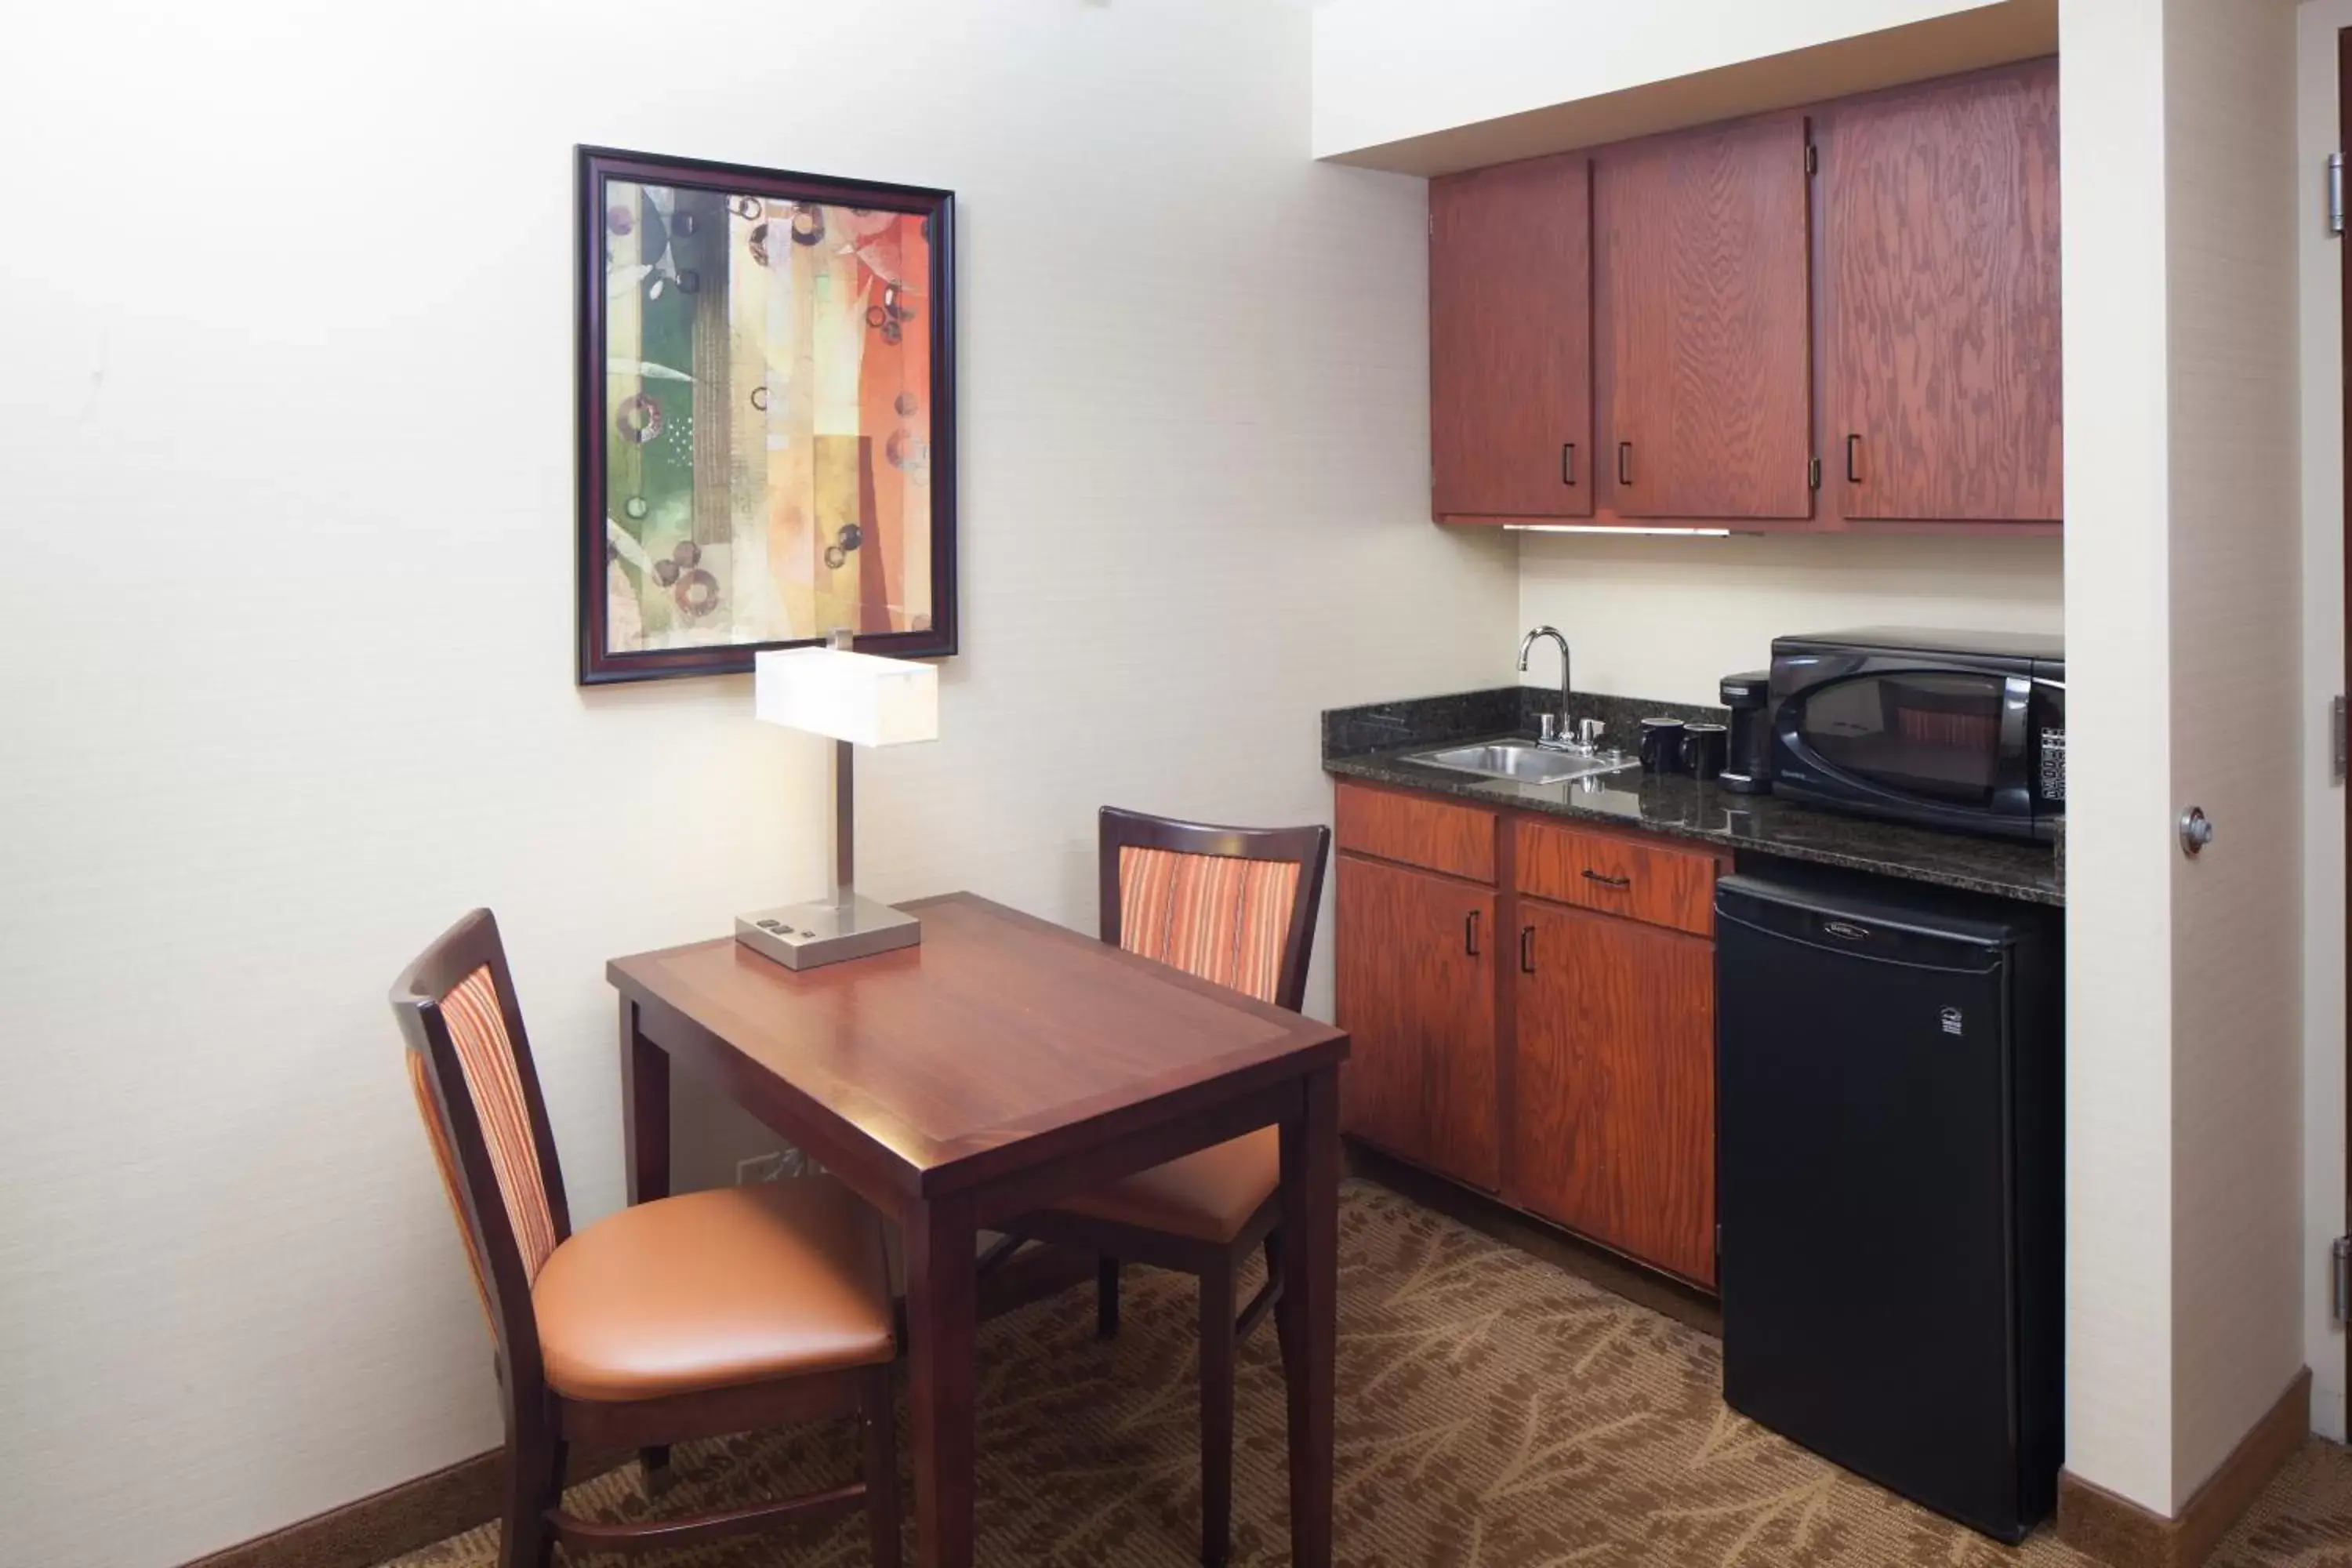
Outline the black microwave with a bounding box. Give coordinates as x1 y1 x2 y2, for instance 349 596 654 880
1768 628 2064 843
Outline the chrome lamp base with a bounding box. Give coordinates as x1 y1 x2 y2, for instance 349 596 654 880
735 895 921 971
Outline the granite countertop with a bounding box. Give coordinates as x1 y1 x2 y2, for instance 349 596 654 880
1323 688 2063 908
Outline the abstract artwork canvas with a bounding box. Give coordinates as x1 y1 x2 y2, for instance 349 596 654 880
575 147 956 683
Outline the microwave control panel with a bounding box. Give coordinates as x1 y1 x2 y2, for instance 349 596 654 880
2038 728 2066 804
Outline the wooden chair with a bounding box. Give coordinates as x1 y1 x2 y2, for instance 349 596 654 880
390 909 900 1568
987 806 1330 1567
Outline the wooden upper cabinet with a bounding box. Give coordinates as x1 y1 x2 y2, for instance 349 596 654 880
1596 113 1813 521
1823 61 2061 523
1429 154 1593 520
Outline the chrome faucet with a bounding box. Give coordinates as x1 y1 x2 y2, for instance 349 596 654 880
1519 625 1573 748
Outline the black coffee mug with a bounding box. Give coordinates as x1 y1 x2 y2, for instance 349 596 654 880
1683 722 1730 781
1638 717 1686 774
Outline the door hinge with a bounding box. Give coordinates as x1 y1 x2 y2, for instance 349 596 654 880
1428 211 1435 239
1804 142 1818 177
1808 456 1822 490
2331 152 2346 237
2333 695 2347 782
2333 1236 2350 1324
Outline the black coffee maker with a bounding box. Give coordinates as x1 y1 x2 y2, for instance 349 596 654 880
1719 670 1773 794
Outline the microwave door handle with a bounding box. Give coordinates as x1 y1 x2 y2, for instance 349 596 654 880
1990 674 2035 818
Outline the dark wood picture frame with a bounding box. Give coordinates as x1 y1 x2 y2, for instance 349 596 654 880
575 145 958 685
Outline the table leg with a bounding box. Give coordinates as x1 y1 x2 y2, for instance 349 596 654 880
1279 1065 1340 1568
906 1191 979 1568
620 998 670 1207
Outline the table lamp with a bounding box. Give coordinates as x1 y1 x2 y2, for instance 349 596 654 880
735 630 939 970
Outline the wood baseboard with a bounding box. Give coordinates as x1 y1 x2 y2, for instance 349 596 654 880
179 1446 628 1568
180 1252 1098 1568
2057 1366 2311 1568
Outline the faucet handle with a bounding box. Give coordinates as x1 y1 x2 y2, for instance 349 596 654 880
1538 713 1560 744
1577 718 1606 748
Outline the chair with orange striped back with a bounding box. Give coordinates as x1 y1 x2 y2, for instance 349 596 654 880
391 909 903 1568
988 805 1330 1568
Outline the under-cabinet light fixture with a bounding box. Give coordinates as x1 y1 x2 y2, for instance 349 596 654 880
1502 524 1738 536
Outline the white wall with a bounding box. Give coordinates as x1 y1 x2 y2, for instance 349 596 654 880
2059 0 2186 1515
1515 534 2063 707
2162 0 2307 1497
2296 0 2351 1446
0 3 1517 1563
1312 0 2053 171
2060 0 2310 1517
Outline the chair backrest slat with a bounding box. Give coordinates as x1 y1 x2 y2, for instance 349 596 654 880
437 965 562 1280
1099 807 1331 1013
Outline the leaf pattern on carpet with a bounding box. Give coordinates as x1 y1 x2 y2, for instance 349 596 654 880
387 1181 2352 1567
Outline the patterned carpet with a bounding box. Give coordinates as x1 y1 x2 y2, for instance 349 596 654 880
390 1181 2352 1566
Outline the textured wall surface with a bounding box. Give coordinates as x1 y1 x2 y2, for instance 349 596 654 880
0 3 1515 1562
2060 0 2310 1516
2058 0 2183 1515
2296 0 2351 1447
2162 0 2307 1501
1311 0 2013 157
1515 532 2063 708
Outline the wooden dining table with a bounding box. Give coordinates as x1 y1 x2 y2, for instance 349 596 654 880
607 891 1351 1568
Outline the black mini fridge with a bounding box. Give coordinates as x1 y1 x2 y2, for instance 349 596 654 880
1715 866 2061 1542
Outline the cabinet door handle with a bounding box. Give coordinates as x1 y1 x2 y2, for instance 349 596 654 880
1519 924 1536 974
1845 433 1863 484
1464 909 1481 956
1616 441 1634 486
1581 869 1632 889
1561 442 1577 486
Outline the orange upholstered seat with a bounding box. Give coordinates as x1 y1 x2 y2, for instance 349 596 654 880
1053 1127 1281 1246
534 1178 894 1403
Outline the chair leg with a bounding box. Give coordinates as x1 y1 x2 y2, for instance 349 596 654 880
499 1423 564 1568
862 1361 902 1568
1097 1254 1121 1339
1197 1259 1236 1568
1263 1231 1293 1376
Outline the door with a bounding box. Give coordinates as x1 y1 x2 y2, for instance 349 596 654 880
1429 153 1593 519
2341 23 2352 1423
1777 666 2025 812
1334 852 1499 1189
1596 112 1813 520
1823 60 2061 523
1511 898 1715 1283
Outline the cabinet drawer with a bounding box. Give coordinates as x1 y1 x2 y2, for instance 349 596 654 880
1515 818 1721 935
1336 782 1496 884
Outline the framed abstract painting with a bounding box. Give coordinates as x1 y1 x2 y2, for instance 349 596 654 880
575 146 956 684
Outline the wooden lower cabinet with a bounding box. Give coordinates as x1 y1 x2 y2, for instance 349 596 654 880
1508 898 1718 1287
1331 780 1722 1289
1334 851 1501 1191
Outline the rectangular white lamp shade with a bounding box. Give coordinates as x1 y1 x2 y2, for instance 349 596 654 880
753 647 938 748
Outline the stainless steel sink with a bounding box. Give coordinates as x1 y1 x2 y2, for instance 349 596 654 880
1406 741 1638 786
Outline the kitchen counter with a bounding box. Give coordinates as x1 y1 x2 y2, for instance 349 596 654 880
1323 688 2063 908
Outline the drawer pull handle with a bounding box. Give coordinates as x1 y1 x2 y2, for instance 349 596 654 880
1561 442 1577 486
1616 441 1634 486
1519 925 1536 974
1465 909 1481 956
1846 432 1864 485
1582 869 1632 889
